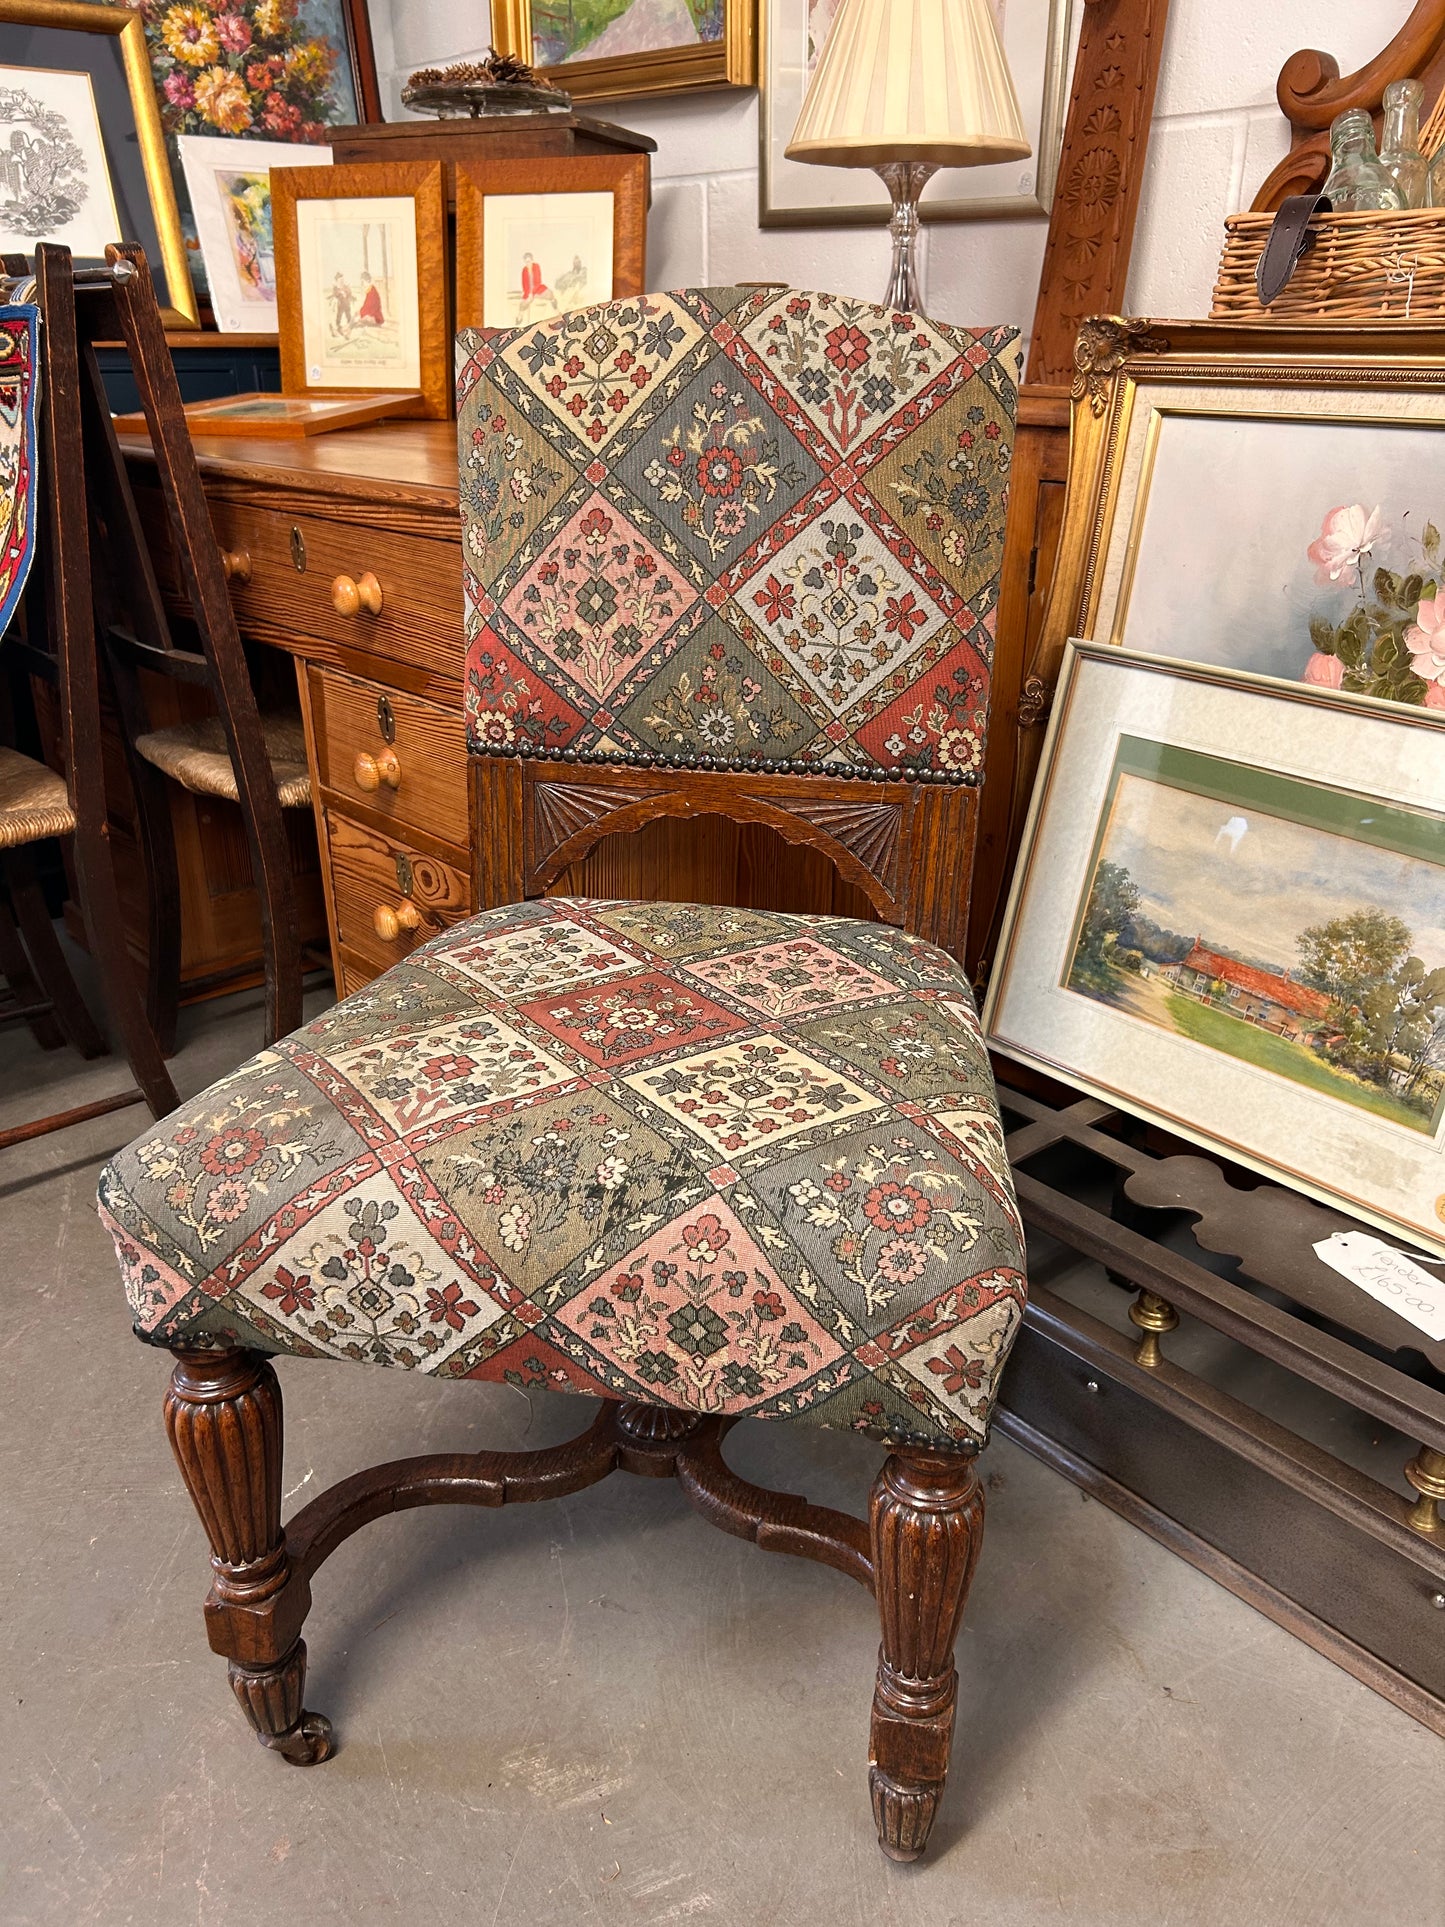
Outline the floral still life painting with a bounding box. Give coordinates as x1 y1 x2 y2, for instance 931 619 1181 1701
1112 412 1445 711
1065 738 1445 1136
179 133 329 330
134 0 361 139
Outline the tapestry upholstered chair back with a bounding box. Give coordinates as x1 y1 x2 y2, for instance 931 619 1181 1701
457 287 1020 953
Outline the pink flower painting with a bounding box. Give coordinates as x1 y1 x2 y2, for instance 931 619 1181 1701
1307 503 1384 584
1404 592 1445 691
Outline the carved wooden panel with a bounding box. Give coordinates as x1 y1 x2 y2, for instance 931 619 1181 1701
768 797 905 897
1025 0 1173 388
531 780 650 865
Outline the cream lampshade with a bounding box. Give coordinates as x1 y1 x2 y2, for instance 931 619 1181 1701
787 0 1030 313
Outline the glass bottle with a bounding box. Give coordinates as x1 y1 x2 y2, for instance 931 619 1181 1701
1379 78 1427 209
1323 108 1404 212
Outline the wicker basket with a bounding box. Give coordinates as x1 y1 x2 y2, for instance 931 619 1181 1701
1211 207 1445 320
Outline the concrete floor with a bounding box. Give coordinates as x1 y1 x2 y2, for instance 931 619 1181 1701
3 974 1443 1927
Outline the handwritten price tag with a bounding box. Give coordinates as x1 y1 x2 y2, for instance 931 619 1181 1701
1313 1232 1445 1343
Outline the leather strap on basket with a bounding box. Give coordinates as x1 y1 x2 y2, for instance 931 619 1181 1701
1256 192 1331 307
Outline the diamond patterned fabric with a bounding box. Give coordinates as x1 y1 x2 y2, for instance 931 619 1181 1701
100 901 1025 1449
458 287 1019 783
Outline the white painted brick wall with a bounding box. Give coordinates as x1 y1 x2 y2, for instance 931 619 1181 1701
367 0 1409 333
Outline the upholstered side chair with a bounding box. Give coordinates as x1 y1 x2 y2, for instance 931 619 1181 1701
100 287 1026 1861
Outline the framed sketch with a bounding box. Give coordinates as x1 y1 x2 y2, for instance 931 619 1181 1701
454 155 647 333
491 0 756 102
0 0 196 325
270 159 450 419
1072 353 1445 717
760 0 1075 227
985 644 1445 1257
179 135 330 333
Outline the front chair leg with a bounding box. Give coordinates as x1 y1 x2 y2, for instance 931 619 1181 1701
163 1349 332 1765
868 1449 984 1861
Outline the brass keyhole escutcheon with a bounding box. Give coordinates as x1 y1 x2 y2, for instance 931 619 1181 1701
377 695 395 744
290 524 307 571
393 851 414 895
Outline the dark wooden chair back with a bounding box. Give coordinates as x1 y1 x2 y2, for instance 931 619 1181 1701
457 287 1020 957
41 242 303 1043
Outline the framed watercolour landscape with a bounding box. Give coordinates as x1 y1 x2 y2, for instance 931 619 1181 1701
454 154 646 333
178 133 330 333
491 0 756 101
985 645 1445 1256
271 159 449 418
0 0 197 324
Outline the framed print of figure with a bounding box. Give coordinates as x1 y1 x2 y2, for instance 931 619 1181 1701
271 159 449 418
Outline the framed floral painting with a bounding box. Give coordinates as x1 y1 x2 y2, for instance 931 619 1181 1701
1053 340 1445 715
178 131 329 330
135 0 379 140
985 644 1445 1257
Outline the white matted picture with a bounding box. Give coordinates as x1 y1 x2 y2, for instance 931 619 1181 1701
294 194 419 390
985 644 1445 1256
0 62 118 257
481 189 614 328
760 0 1076 225
178 136 330 334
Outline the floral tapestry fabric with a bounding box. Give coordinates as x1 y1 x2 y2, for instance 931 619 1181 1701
100 901 1026 1450
457 287 1020 782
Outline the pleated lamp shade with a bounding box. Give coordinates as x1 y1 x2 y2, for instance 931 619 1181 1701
786 0 1030 171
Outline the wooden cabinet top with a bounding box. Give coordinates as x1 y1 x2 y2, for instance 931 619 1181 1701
120 420 462 534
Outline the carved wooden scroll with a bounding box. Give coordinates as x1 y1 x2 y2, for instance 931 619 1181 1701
1251 2 1445 210
1024 0 1173 388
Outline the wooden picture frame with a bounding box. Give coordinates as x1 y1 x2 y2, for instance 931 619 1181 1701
0 0 197 326
454 154 647 333
111 389 420 440
491 0 756 102
985 642 1445 1258
271 160 450 421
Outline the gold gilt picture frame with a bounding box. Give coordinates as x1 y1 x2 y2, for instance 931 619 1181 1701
0 0 197 326
491 0 757 102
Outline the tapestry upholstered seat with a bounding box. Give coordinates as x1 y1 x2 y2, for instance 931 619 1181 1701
99 287 1026 1862
101 899 1024 1446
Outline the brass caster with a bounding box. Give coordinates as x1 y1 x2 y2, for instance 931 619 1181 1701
268 1711 335 1766
1404 1446 1445 1538
1129 1290 1178 1369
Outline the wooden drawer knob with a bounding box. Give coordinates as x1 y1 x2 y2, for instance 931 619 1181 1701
353 747 400 792
221 548 251 582
373 899 421 942
332 569 383 617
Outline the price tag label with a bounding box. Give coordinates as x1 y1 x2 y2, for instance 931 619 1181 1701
1313 1231 1445 1342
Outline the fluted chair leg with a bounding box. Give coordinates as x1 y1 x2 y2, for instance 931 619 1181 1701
868 1449 985 1861
163 1349 332 1765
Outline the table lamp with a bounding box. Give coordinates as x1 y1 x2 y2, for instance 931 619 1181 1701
786 0 1030 314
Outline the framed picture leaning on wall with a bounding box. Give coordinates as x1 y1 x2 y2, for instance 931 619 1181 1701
271 159 451 418
491 0 756 102
1067 350 1445 716
454 153 647 332
179 133 330 332
984 643 1445 1257
759 0 1075 226
0 0 197 324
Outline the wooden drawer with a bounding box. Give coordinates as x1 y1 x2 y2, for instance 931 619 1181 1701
324 811 472 981
308 665 468 847
208 499 463 686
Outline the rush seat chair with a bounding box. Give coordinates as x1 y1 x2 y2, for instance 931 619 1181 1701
100 287 1026 1860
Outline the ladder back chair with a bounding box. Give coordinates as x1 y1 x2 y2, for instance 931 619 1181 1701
1 254 178 1143
63 242 309 1049
99 287 1027 1860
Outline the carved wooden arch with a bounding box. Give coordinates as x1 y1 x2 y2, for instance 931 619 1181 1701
529 781 906 923
1251 2 1445 209
470 757 980 962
